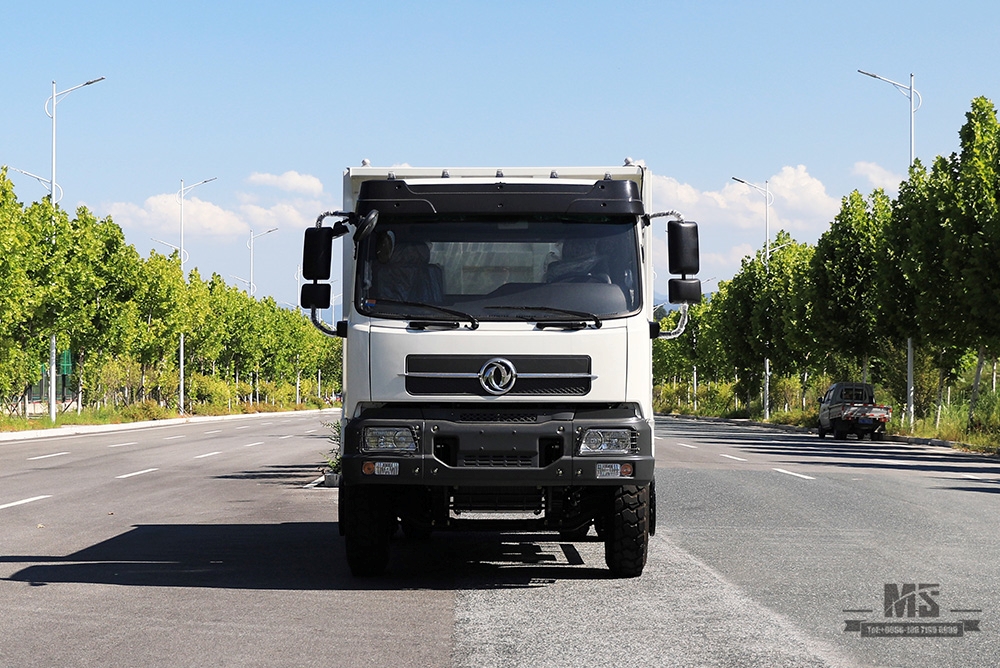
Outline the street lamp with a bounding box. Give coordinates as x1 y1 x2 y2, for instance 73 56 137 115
9 167 63 203
44 76 105 423
176 177 216 415
248 227 278 296
732 176 775 420
859 69 922 430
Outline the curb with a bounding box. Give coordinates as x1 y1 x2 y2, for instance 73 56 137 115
0 408 341 443
659 412 990 456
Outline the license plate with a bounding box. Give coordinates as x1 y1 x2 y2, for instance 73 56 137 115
859 418 873 425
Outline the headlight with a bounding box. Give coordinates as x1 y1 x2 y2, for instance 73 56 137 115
362 427 418 453
578 429 635 455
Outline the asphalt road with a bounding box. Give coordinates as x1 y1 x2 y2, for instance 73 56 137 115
2 413 999 667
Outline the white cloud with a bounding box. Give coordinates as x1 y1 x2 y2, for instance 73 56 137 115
648 165 841 289
239 199 326 230
107 169 335 242
246 170 324 197
108 193 245 237
853 161 902 193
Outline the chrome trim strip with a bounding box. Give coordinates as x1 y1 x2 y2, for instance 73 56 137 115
403 371 597 379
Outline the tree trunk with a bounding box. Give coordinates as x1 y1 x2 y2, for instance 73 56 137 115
967 346 986 431
934 367 945 430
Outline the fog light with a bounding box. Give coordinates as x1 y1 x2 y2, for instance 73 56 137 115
620 463 634 477
362 461 376 475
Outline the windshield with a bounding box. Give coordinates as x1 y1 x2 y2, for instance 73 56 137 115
356 218 641 321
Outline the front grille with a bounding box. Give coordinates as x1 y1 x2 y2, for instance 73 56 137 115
405 354 592 397
451 486 544 512
458 412 538 423
460 454 534 467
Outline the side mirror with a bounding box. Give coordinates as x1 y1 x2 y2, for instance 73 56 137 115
668 220 699 275
300 282 331 310
668 278 702 304
302 227 335 280
353 209 378 244
667 220 701 304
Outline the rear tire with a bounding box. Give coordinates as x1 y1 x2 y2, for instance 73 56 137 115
342 485 392 576
604 485 649 578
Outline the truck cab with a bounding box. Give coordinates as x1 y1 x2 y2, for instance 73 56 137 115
301 164 700 577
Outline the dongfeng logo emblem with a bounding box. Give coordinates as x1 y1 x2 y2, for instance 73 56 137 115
479 358 517 395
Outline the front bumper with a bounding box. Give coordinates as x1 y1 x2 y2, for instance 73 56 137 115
340 404 653 487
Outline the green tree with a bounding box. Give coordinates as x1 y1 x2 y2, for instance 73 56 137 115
132 250 185 404
810 189 890 382
0 169 38 411
947 96 1000 426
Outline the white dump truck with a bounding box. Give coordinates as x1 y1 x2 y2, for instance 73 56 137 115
300 162 701 577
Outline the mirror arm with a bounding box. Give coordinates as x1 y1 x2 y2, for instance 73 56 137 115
314 210 355 228
310 307 342 338
657 304 689 340
648 210 685 222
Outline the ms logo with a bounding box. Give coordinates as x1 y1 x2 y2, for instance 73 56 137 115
884 583 940 618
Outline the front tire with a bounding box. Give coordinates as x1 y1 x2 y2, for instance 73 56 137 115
604 485 649 578
342 485 392 576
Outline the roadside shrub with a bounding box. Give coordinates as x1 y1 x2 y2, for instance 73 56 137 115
119 400 171 422
769 409 818 428
186 373 232 412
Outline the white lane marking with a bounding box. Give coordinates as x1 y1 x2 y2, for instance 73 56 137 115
720 454 748 462
677 442 698 449
773 468 815 480
0 495 52 510
244 441 264 447
261 422 273 425
961 474 998 483
28 452 70 461
108 441 138 448
204 430 222 435
279 434 294 440
303 476 325 489
164 435 185 441
235 425 250 430
195 451 222 459
116 468 159 479
305 429 317 434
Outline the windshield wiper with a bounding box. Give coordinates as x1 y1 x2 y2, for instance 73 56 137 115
484 305 602 329
365 298 479 330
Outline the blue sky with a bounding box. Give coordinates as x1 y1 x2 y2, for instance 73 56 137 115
3 1 999 307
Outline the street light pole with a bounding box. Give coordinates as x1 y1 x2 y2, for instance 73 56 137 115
859 69 921 431
733 176 775 420
176 177 216 415
248 227 278 296
44 76 105 423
